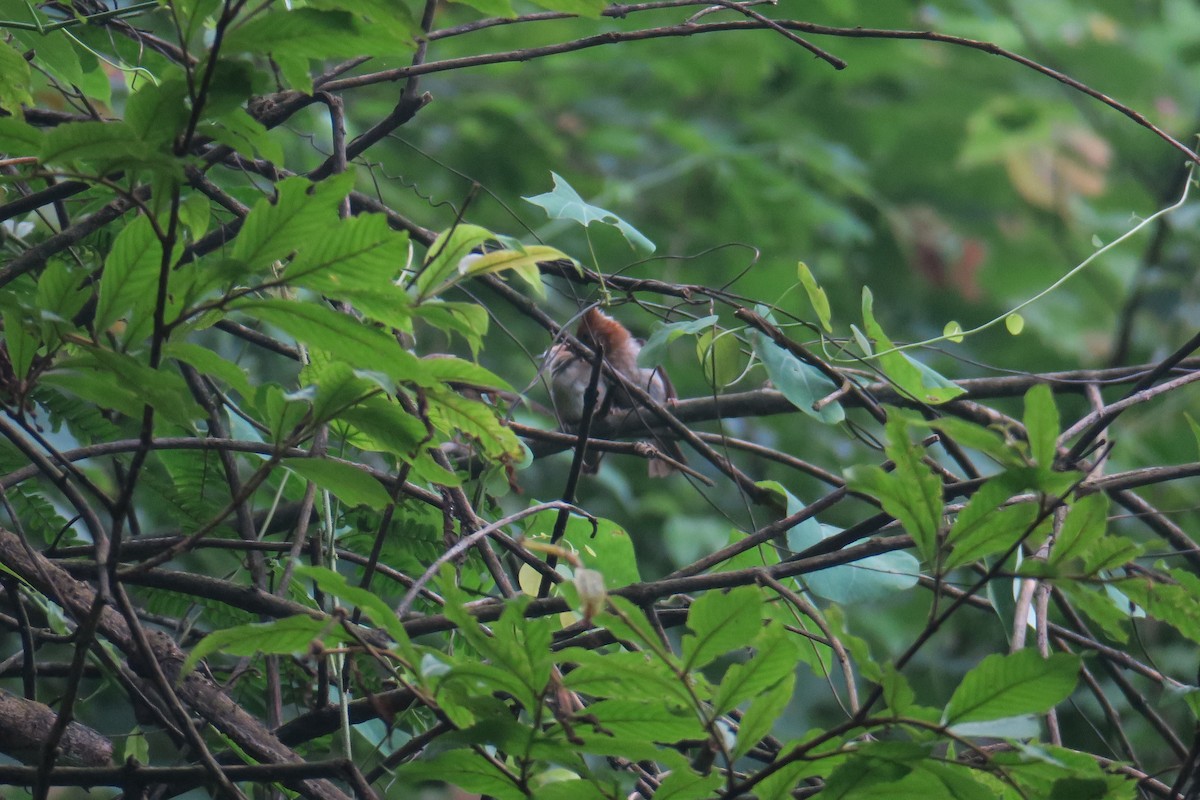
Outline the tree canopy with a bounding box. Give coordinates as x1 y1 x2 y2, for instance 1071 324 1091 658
1 1 1200 799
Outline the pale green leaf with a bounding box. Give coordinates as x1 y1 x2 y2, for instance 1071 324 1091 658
943 650 1079 724
523 172 655 252
283 457 392 510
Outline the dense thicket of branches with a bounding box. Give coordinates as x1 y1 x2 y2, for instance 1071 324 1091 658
1 1 1200 799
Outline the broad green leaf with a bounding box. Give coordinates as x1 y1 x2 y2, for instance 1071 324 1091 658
411 301 489 355
523 509 640 588
1116 571 1200 644
595 596 675 657
198 108 284 165
653 768 723 800
422 355 513 392
1059 583 1129 643
948 714 1041 739
412 224 494 301
845 415 942 562
681 585 763 670
861 287 964 404
181 614 343 677
558 648 692 706
165 343 252 399
1047 492 1107 571
1023 383 1059 468
398 749 521 800
944 474 1039 570
880 662 916 717
713 623 799 715
336 395 426 457
232 298 430 385
790 520 920 603
40 121 172 172
305 0 421 38
223 8 415 58
454 245 567 299
96 216 167 335
282 457 392 510
581 699 706 743
178 192 211 238
2 310 37 379
523 172 655 253
696 327 744 387
125 77 189 147
943 650 1079 724
0 116 44 154
926 415 1024 468
231 174 354 269
751 330 844 423
819 742 925 799
67 349 202 427
731 670 795 760
282 212 410 293
797 261 832 332
0 41 32 111
637 315 720 368
425 387 522 459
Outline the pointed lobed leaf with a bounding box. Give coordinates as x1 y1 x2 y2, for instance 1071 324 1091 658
523 172 655 252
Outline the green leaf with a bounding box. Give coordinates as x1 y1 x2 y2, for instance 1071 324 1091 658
1023 383 1059 468
305 0 421 38
0 41 32 111
944 473 1039 570
653 768 724 800
231 174 354 269
125 77 189 147
820 742 925 799
523 172 655 252
1116 571 1200 645
282 211 410 293
455 245 567 299
426 387 522 459
96 215 166 335
293 565 413 654
181 614 344 678
789 519 920 603
524 509 640 588
731 669 794 760
223 8 415 59
447 0 516 16
943 320 964 343
40 121 147 169
198 108 284 165
1005 312 1025 335
558 648 691 707
398 749 522 800
750 330 844 423
412 224 494 301
3 310 37 379
0 116 44 154
943 650 1079 725
336 395 426 457
581 699 706 743
637 315 719 368
165 342 252 399
1186 413 1200 459
282 457 392 510
845 415 942 562
713 623 800 715
797 261 833 332
1047 493 1107 571
681 585 763 670
232 298 429 385
63 349 202 427
596 596 676 656
696 327 744 387
861 287 964 404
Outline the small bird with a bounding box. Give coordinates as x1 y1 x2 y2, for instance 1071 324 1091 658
546 308 681 477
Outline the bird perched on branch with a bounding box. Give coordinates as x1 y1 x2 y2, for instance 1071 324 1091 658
545 307 682 477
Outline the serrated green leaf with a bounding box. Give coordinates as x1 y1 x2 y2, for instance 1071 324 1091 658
181 614 343 678
336 395 426 457
943 650 1079 724
1023 383 1059 468
0 41 32 111
223 8 416 59
681 585 763 670
713 623 799 715
653 767 724 800
3 309 37 379
125 77 189 147
293 565 413 653
751 331 843 423
581 699 705 743
198 108 284 165
845 415 942 562
231 174 354 269
558 648 691 706
426 387 522 459
523 172 655 252
1047 492 1107 570
398 748 521 799
282 212 409 292
283 457 391 510
96 216 166 335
